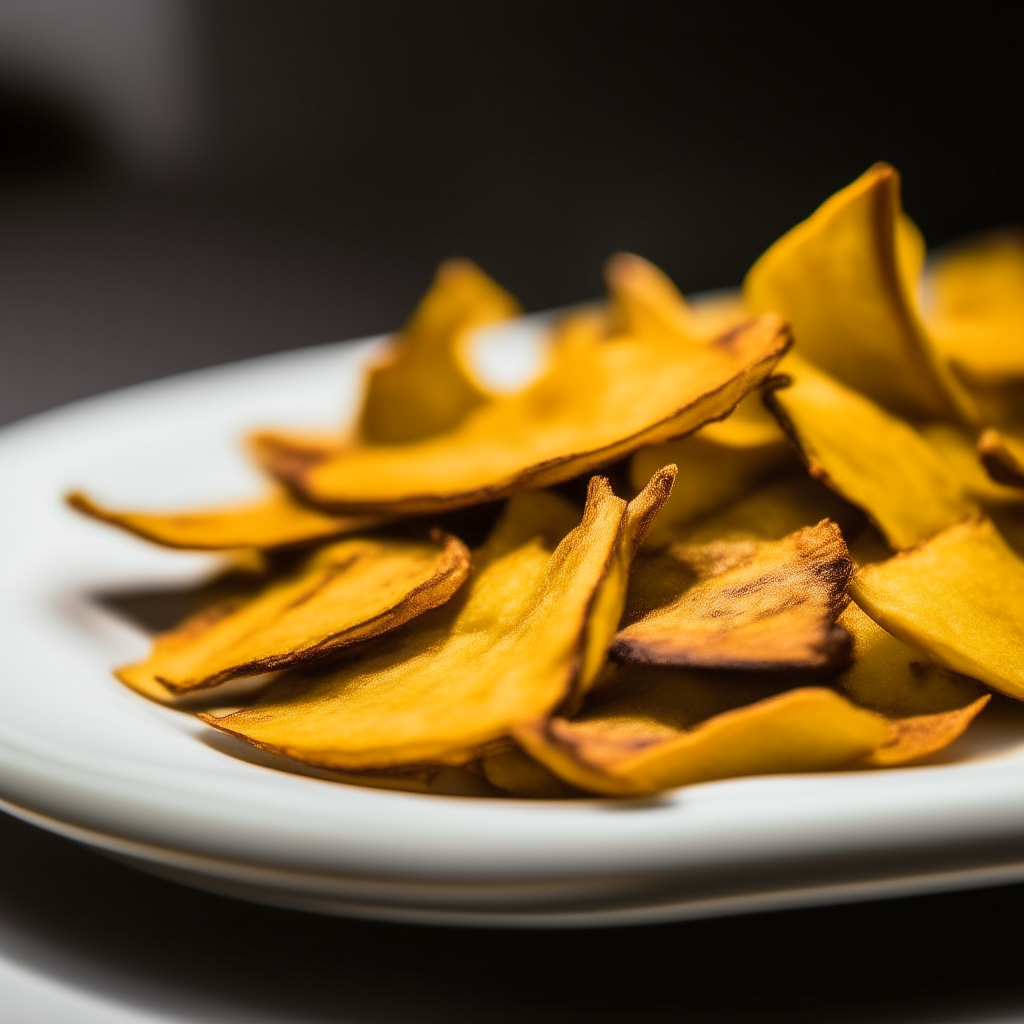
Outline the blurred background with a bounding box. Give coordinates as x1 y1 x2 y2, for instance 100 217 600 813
2 4 1023 1020
1 1 1021 427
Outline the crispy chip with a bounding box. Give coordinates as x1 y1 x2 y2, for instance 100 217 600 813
358 259 521 444
516 668 889 796
614 519 852 670
837 601 987 716
862 700 990 767
744 163 976 422
978 429 1024 489
925 231 1024 386
850 516 1024 698
270 315 789 514
119 530 470 701
481 745 581 798
67 486 376 551
764 356 976 549
201 469 675 770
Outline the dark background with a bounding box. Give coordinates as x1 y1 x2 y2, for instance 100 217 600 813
1 4 1023 1020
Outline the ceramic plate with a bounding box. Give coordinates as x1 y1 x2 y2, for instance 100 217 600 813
3 321 1024 928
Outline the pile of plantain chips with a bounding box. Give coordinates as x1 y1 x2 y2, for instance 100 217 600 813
70 164 1024 798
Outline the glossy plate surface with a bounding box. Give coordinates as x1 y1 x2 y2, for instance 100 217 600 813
3 325 1024 927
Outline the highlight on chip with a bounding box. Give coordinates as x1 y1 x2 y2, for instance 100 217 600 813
118 530 470 702
67 486 377 551
267 314 790 514
201 468 675 771
613 519 852 671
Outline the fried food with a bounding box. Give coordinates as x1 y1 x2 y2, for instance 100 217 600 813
358 259 521 443
764 356 976 549
269 315 789 514
614 519 852 670
66 486 376 551
201 469 675 770
744 163 976 423
516 667 890 795
119 530 470 701
850 516 1024 698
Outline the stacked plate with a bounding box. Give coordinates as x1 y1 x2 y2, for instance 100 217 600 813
3 324 1024 927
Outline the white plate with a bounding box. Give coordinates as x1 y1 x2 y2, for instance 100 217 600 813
3 324 1024 929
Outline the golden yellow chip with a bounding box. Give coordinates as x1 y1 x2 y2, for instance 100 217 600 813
358 259 521 444
925 231 1024 386
516 677 890 796
850 516 1024 698
67 486 376 551
614 519 852 670
119 530 470 701
744 163 976 423
765 356 976 549
481 744 581 798
270 315 789 514
921 424 1024 507
201 469 675 770
978 429 1024 489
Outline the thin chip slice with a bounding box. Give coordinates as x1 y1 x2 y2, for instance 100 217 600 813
481 745 582 798
271 315 790 514
764 356 976 549
978 429 1024 489
862 700 990 767
67 486 376 551
358 259 521 444
247 429 349 482
850 516 1024 699
516 678 890 796
925 230 1024 386
744 163 976 422
837 601 988 716
118 530 470 701
614 519 852 670
201 469 675 770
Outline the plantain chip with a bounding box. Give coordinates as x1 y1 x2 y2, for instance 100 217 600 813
481 744 582 798
764 356 976 549
862 699 990 767
614 519 852 671
837 601 987 716
201 468 675 770
744 163 976 423
67 486 377 551
118 530 470 701
978 429 1024 489
515 664 890 795
921 424 1024 507
925 231 1024 386
269 315 790 514
358 258 521 444
850 516 1024 699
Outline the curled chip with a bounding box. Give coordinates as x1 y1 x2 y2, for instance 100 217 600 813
358 259 521 444
851 516 1024 698
118 530 470 701
67 486 377 551
764 356 976 549
516 667 890 796
921 424 1024 507
614 519 852 671
267 315 789 514
978 429 1024 489
744 163 976 423
925 230 1024 386
201 468 675 770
